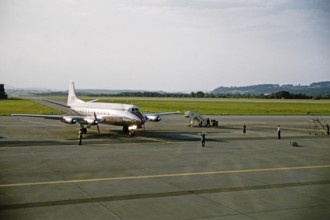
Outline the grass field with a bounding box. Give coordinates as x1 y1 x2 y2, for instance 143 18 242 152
0 100 63 116
99 98 330 115
2 97 329 116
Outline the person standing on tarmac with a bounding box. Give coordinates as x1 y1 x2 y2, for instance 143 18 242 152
78 129 83 145
277 125 281 139
200 132 206 147
243 124 246 135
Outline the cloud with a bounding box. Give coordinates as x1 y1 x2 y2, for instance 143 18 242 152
0 0 329 90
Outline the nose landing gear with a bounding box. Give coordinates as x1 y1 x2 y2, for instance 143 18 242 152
123 125 136 136
128 130 135 137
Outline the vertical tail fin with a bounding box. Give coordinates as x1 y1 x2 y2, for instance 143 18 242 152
67 81 84 106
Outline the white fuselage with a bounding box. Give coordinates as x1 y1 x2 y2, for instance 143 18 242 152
70 102 145 127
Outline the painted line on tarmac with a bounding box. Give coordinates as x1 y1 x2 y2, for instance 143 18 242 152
1 164 330 188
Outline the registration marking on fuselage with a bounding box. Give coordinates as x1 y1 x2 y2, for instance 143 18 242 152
1 164 330 188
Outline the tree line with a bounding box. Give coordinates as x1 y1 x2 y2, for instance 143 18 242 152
35 90 330 99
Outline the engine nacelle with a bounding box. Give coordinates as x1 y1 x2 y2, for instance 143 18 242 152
86 118 97 124
146 115 161 122
62 117 77 124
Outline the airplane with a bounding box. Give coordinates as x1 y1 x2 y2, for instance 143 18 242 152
12 81 179 137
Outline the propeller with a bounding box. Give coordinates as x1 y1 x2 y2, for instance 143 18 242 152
94 112 101 133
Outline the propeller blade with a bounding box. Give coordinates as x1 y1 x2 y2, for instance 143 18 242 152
94 112 101 133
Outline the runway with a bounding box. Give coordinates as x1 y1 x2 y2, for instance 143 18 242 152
1 115 330 219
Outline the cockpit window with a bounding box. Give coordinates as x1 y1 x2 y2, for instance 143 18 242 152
128 108 140 113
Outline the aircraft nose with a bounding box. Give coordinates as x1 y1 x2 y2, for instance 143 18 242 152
131 112 145 123
131 113 142 123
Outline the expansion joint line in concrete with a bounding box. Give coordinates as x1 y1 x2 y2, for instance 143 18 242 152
1 164 330 188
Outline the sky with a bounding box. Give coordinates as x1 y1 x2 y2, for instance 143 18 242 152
1 0 330 92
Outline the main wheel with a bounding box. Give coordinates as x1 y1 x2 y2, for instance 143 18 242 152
81 128 87 134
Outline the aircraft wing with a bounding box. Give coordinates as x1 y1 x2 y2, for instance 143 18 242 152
12 114 68 120
144 112 180 122
11 114 104 125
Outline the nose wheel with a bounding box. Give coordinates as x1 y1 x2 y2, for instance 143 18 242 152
123 125 136 136
128 130 135 136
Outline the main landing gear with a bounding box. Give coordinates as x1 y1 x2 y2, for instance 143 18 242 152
78 127 87 145
80 127 88 134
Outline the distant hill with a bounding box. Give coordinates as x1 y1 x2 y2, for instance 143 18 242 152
5 81 330 98
212 81 330 97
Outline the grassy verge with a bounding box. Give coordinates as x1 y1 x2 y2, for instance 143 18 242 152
96 97 330 115
1 98 330 115
0 100 63 116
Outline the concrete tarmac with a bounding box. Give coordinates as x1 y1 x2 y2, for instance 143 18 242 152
1 115 330 219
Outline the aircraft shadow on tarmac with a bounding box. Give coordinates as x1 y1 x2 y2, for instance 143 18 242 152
140 130 220 142
0 130 225 147
81 130 225 143
81 130 198 141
